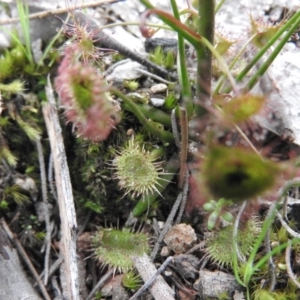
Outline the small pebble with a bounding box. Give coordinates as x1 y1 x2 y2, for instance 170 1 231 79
150 83 168 94
160 246 170 257
150 97 165 107
164 223 197 254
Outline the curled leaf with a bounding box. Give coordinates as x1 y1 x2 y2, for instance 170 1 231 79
202 146 280 200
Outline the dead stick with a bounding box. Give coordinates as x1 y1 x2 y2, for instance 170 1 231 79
43 75 79 300
132 253 175 300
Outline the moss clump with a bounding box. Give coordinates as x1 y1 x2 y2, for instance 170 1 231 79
122 271 142 290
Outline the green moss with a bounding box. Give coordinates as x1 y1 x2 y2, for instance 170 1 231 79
122 271 142 290
149 46 175 69
0 51 14 81
164 92 178 110
123 80 139 91
4 184 30 206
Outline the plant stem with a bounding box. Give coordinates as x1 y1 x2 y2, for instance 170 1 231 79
16 0 33 64
195 0 215 117
170 0 193 117
178 107 188 189
122 103 171 128
213 34 256 95
111 88 174 144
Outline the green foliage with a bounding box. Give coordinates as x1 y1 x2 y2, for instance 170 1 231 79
0 50 14 81
83 200 103 213
203 198 234 229
253 289 277 300
164 50 175 69
10 45 27 66
0 145 18 167
217 291 231 300
163 92 178 110
0 41 33 81
2 3 300 300
149 46 175 69
92 228 149 272
0 200 9 210
0 117 9 127
35 231 46 241
16 0 33 64
252 288 297 300
94 291 102 299
123 80 139 91
0 80 25 94
276 226 289 243
3 184 30 206
122 271 142 290
16 117 41 141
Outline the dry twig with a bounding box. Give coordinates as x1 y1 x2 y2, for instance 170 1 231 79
43 76 79 299
36 138 51 285
132 253 175 300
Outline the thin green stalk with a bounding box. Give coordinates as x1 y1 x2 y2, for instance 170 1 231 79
244 12 300 92
214 34 257 95
243 240 297 300
195 0 215 117
243 202 277 286
232 201 278 288
170 0 193 117
102 22 172 32
122 103 171 128
215 0 225 13
252 242 290 273
178 107 188 189
16 0 33 64
235 9 300 85
37 15 71 67
111 88 174 144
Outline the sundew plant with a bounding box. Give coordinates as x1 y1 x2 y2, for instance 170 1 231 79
2 0 300 299
52 0 300 298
